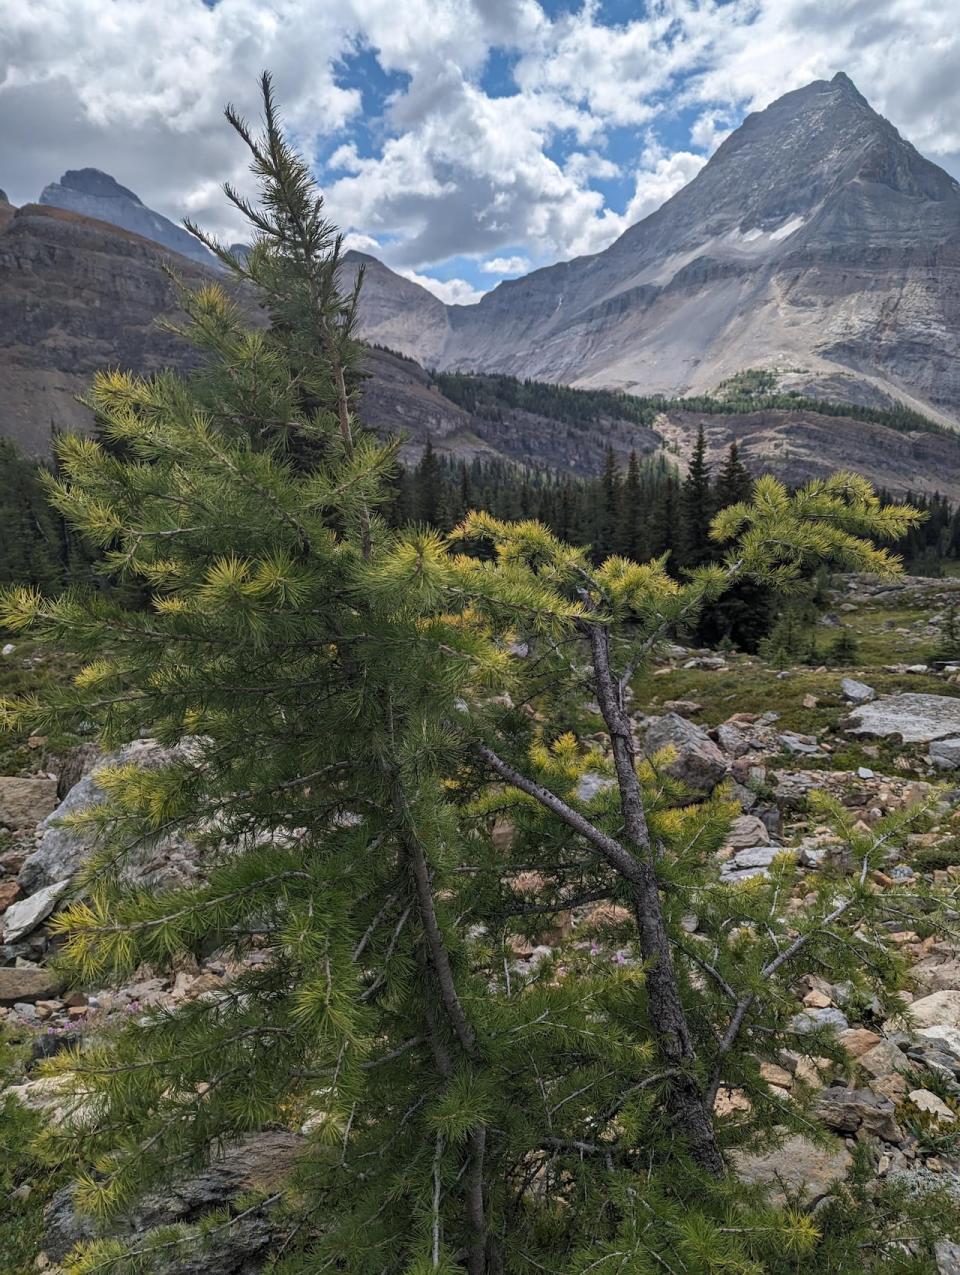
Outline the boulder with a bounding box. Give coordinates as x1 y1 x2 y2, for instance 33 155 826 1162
716 723 751 757
575 772 615 801
2 877 71 942
814 1086 902 1142
732 1133 851 1202
857 1040 909 1078
726 815 771 849
915 1024 960 1063
0 966 60 1005
779 732 822 756
791 1006 849 1035
44 1131 304 1269
897 990 960 1031
929 738 960 770
846 694 960 743
841 678 875 704
0 776 59 832
838 1027 882 1058
937 1241 960 1275
18 739 202 894
644 714 727 795
908 1088 956 1124
728 846 781 870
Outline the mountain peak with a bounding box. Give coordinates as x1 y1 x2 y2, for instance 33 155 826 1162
57 168 143 205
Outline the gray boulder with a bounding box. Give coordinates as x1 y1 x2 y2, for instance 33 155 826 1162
644 714 727 795
841 677 875 704
792 1006 849 1034
44 1131 303 1270
814 1086 902 1142
2 877 70 942
847 694 960 743
18 739 201 894
726 815 771 849
929 738 960 770
732 1133 851 1203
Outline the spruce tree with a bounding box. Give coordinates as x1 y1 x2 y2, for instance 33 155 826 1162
679 425 714 568
3 75 953 1275
714 441 753 509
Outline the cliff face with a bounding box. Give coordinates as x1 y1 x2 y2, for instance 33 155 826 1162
0 203 208 454
348 74 960 425
2 180 960 500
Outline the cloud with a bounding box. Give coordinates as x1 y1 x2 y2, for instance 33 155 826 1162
481 255 530 275
398 268 486 305
1 0 958 290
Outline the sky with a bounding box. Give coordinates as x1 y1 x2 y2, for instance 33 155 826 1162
2 0 959 305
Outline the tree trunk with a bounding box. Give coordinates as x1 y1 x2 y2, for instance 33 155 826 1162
584 622 724 1175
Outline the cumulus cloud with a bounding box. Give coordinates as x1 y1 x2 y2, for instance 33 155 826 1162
0 0 958 287
481 255 530 275
398 268 486 306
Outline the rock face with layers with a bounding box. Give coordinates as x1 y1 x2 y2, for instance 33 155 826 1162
348 73 960 425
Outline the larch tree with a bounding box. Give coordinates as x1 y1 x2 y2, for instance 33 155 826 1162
3 74 953 1275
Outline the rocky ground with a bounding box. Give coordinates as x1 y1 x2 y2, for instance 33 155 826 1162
8 572 960 1271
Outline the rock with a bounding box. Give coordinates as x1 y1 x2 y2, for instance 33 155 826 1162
915 1025 960 1064
814 1086 902 1142
841 678 875 704
729 845 781 869
44 1131 304 1268
18 739 201 894
779 732 822 755
937 1241 960 1275
774 771 816 810
2 878 71 942
760 1062 794 1088
896 990 960 1031
857 1040 909 1077
0 880 22 910
929 738 960 770
839 1027 883 1057
908 1089 956 1123
871 1072 908 1102
716 723 750 757
910 955 960 994
847 694 960 743
643 714 727 795
803 989 833 1009
575 772 615 801
732 1133 851 1203
662 700 702 717
792 1007 849 1035
0 966 60 1005
857 766 875 779
0 776 59 832
726 815 771 849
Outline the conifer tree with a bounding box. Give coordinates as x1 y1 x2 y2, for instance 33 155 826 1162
714 441 753 509
679 426 714 567
3 75 953 1275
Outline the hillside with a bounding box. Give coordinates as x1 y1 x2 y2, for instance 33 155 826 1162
344 74 960 426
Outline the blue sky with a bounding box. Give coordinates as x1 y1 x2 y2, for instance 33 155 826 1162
2 1 959 305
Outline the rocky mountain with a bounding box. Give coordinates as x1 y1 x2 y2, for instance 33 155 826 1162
347 74 960 425
3 136 960 500
39 168 216 268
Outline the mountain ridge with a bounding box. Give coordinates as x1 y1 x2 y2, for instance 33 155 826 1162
343 72 960 423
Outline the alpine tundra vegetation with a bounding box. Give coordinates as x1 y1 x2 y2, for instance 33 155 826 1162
5 77 960 1275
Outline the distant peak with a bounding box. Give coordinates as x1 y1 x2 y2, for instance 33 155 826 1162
0 189 8 204
57 169 143 205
